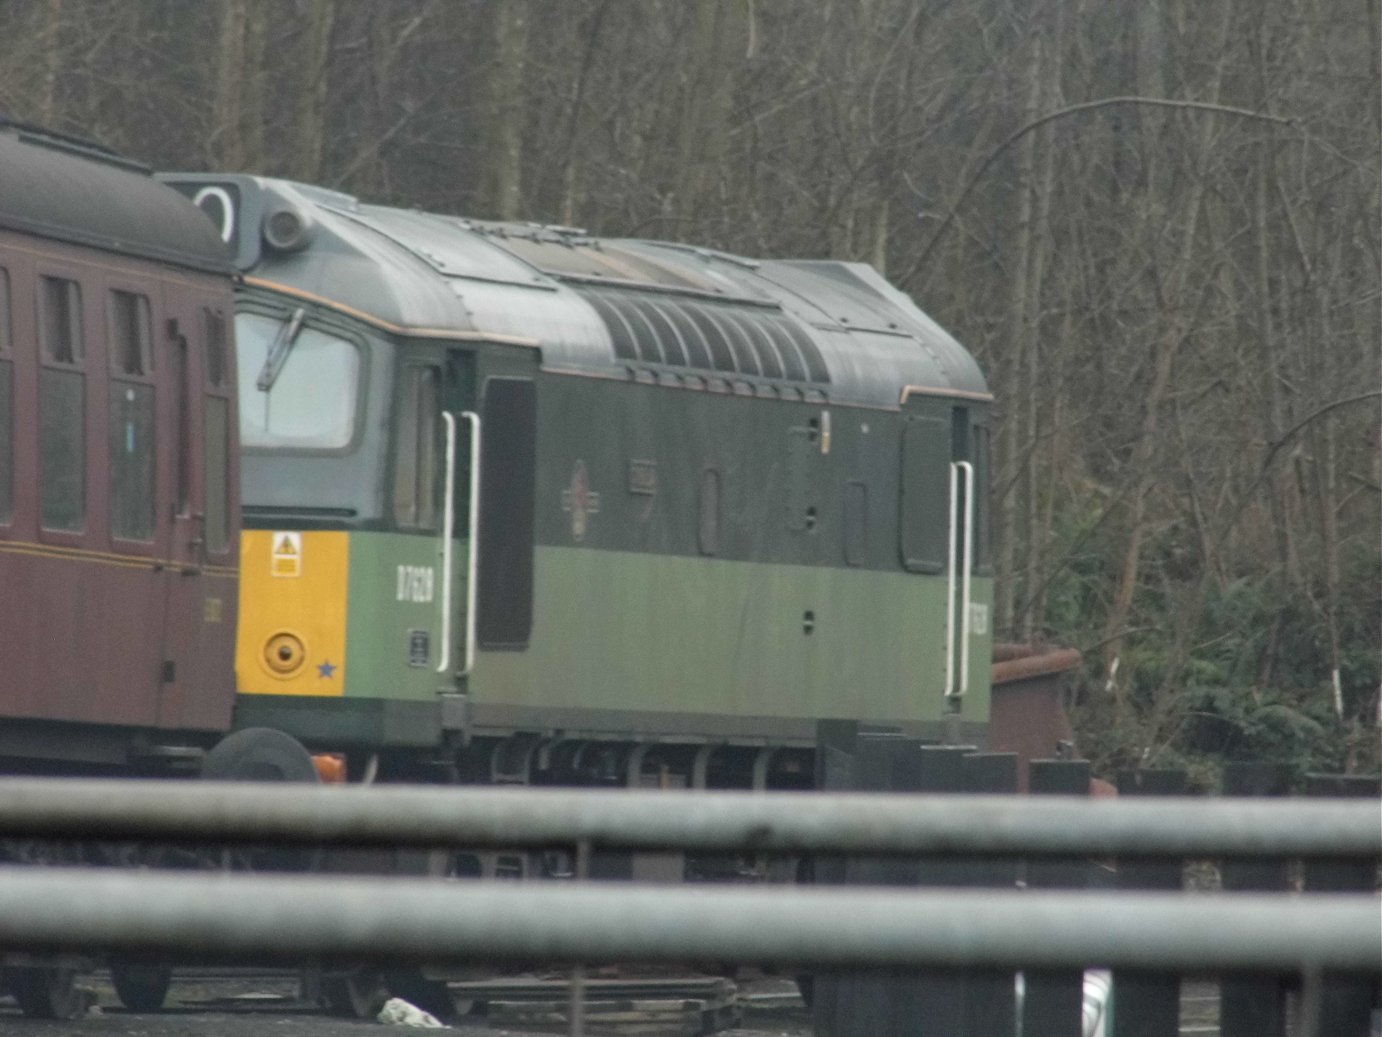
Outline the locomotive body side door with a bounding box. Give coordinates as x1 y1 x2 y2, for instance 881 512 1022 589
899 395 988 716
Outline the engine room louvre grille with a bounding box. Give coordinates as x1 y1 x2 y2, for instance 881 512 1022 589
654 300 714 368
577 287 832 386
734 311 785 380
583 292 639 361
756 314 809 382
634 299 688 366
780 317 831 384
703 305 762 377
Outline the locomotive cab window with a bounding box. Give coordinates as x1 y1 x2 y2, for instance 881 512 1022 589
899 415 948 573
0 266 10 525
392 365 440 530
39 275 86 532
973 423 992 573
108 290 156 541
235 311 361 450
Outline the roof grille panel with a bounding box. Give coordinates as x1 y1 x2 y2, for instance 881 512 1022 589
735 311 785 380
576 287 830 386
612 297 666 364
698 304 760 376
629 298 687 366
583 293 639 361
756 316 808 382
682 303 739 373
780 317 831 383
649 299 708 368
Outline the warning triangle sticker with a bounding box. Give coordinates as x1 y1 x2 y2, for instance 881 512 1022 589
276 536 298 556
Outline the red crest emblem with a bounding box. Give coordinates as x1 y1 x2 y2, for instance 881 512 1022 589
560 460 601 541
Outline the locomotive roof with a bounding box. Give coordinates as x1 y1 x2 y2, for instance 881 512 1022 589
159 173 988 408
0 120 231 274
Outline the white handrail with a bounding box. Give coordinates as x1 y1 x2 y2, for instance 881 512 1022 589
436 412 457 675
945 461 976 701
956 460 974 698
945 463 959 700
458 411 481 678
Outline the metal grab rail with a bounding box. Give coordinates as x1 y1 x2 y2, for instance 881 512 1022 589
458 410 480 678
435 411 457 675
435 410 481 678
0 780 1376 858
0 870 1375 972
945 460 975 700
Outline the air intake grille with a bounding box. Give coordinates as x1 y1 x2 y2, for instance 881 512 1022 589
577 289 829 384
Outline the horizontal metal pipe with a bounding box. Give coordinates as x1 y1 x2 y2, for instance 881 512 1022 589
0 870 1375 972
0 779 1376 858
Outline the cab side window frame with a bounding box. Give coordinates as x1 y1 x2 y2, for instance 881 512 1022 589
0 265 13 526
391 363 441 531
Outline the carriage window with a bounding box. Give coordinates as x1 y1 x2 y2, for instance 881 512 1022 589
204 308 227 388
109 290 153 375
392 366 439 529
0 360 11 525
40 276 83 363
0 270 9 524
204 396 231 552
110 382 155 540
235 312 359 449
40 368 85 531
0 267 10 353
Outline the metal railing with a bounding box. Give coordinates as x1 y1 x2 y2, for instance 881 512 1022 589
0 777 1377 1035
0 779 1376 858
0 870 1375 973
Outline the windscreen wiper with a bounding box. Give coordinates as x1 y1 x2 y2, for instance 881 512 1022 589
255 307 306 392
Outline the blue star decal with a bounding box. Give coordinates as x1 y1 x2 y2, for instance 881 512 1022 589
317 660 337 679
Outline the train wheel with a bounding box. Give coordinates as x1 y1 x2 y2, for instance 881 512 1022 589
321 969 390 1018
202 727 319 872
5 966 88 1020
110 962 172 1012
202 727 319 783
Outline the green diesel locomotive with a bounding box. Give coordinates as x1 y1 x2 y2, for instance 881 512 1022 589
162 173 994 793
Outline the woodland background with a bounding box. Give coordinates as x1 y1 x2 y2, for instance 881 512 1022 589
1 0 1378 782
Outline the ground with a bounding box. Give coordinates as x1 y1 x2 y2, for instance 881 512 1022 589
0 971 814 1037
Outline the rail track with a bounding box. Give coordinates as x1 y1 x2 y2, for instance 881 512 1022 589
0 965 1258 1036
0 966 805 1036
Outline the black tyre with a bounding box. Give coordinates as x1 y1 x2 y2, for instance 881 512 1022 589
202 727 320 783
111 963 172 1012
5 966 88 1020
202 727 319 872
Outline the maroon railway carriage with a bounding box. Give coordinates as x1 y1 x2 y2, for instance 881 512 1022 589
0 120 241 773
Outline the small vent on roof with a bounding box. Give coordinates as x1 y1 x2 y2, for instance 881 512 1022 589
577 288 829 384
